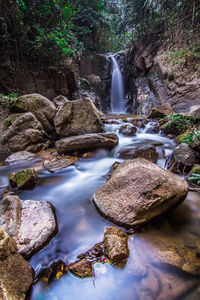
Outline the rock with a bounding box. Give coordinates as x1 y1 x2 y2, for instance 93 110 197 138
104 227 129 264
160 118 178 135
43 157 78 173
13 93 56 134
0 195 57 258
68 259 94 278
53 95 70 108
119 145 158 163
148 103 174 119
8 168 38 189
189 105 200 117
189 164 200 175
1 112 49 154
77 242 104 260
53 98 104 138
5 151 37 165
171 143 196 168
37 260 68 283
93 158 188 228
119 124 137 136
56 133 119 154
0 227 34 300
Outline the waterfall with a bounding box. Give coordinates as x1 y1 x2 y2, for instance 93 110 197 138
110 55 126 114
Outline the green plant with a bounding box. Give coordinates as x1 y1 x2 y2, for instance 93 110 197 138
169 113 196 131
1 93 19 108
188 173 200 185
183 128 200 144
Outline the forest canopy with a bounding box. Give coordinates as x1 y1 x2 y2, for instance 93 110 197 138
0 0 199 66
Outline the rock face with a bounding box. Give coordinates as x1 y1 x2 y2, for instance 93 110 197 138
53 95 70 108
56 133 119 154
148 103 174 119
119 124 137 136
54 98 104 138
14 93 56 134
93 158 188 228
68 259 94 278
0 227 34 300
189 105 200 117
1 112 48 154
5 151 37 165
0 195 57 258
104 227 129 264
9 168 38 189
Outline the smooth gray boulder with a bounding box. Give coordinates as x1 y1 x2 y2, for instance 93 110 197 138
5 151 37 165
0 227 34 300
0 195 57 258
56 132 119 154
93 158 188 228
53 98 104 138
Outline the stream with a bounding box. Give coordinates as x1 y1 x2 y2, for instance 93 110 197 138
0 117 200 299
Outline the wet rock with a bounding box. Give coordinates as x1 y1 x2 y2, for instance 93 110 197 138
119 145 158 163
54 98 104 138
93 158 188 228
78 242 104 260
160 118 179 135
53 95 70 108
0 194 57 258
56 133 119 154
148 103 174 119
144 122 160 133
1 112 49 154
171 143 196 169
104 227 129 264
43 157 78 173
13 93 56 134
5 151 37 165
0 227 34 300
8 168 38 189
38 260 68 283
68 258 94 278
119 124 137 136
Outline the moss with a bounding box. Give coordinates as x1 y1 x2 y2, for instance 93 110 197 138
190 164 200 176
3 114 22 130
176 132 191 144
16 168 37 189
8 172 17 188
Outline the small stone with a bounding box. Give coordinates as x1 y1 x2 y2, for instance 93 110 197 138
5 151 37 165
43 157 78 173
104 227 129 264
119 124 137 136
8 168 38 190
68 259 94 278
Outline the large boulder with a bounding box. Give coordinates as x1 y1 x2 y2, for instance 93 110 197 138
1 112 49 154
56 133 119 154
0 227 34 300
93 158 188 228
148 103 174 119
13 93 56 134
53 98 104 138
0 195 57 258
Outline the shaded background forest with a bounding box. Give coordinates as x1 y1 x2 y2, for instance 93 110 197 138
0 0 200 68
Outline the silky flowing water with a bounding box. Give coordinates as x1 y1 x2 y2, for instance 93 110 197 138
0 119 200 300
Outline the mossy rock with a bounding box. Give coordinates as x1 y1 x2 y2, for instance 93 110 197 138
3 114 22 131
176 132 191 144
9 168 38 190
190 164 200 176
160 119 178 134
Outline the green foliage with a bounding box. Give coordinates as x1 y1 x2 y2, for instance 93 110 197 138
188 173 200 185
183 128 200 145
169 113 196 131
0 93 19 108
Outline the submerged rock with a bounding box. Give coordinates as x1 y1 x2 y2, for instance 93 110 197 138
68 259 94 278
119 145 158 163
8 168 38 189
93 158 188 228
0 195 57 258
148 103 174 119
119 124 137 136
0 227 34 300
43 157 78 173
56 133 119 154
5 151 37 165
104 227 129 264
54 98 104 138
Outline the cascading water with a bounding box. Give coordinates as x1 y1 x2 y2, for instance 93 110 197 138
110 55 126 114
